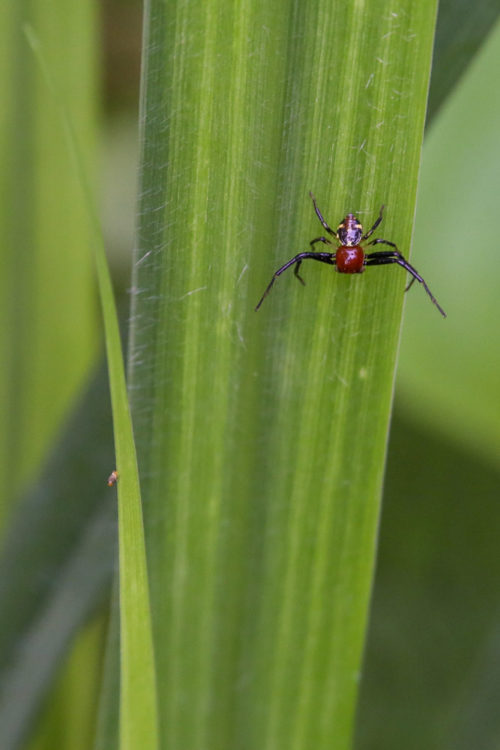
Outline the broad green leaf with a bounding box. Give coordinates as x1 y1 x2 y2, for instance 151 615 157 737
123 1 439 749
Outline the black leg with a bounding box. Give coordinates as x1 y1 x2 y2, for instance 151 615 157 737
294 260 305 285
309 192 337 237
366 238 397 251
364 251 446 317
362 205 385 241
366 241 415 283
310 236 332 249
365 240 426 296
255 251 335 311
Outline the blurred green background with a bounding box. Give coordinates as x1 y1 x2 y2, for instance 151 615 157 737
1 1 499 748
359 20 500 749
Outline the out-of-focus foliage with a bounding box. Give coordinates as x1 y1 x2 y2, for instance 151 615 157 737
0 1 98 528
398 20 500 467
427 0 500 123
356 412 500 750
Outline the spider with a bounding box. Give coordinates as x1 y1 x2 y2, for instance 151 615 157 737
255 192 446 317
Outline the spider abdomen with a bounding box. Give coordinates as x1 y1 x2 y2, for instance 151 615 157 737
336 245 364 273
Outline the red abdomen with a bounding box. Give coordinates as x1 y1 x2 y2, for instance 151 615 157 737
336 245 364 273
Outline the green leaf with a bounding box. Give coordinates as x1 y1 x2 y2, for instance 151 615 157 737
122 1 440 748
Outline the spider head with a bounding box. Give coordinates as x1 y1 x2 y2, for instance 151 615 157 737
337 214 363 246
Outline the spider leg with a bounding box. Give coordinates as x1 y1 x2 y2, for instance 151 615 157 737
296 242 333 283
294 260 305 285
255 251 335 311
365 241 446 317
362 205 385 241
366 238 397 251
309 192 337 237
310 236 333 249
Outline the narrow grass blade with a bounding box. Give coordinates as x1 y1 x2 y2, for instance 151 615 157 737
24 28 159 750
